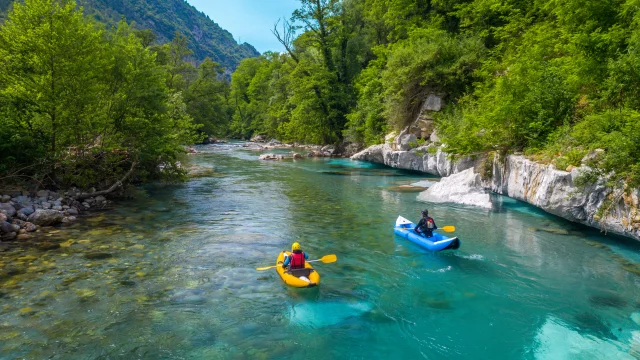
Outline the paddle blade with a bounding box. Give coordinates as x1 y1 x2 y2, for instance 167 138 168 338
320 254 337 263
441 226 456 233
256 265 276 271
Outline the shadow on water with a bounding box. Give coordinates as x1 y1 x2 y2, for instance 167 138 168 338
589 293 629 309
571 312 618 341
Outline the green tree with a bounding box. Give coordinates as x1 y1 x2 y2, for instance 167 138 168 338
184 58 232 137
0 0 105 159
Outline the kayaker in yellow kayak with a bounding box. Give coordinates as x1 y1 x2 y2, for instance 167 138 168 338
414 209 438 238
282 242 309 270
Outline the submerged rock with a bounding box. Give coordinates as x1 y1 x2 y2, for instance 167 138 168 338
589 294 628 309
288 301 373 328
573 312 617 340
386 185 427 193
417 168 493 209
37 242 61 251
84 252 113 260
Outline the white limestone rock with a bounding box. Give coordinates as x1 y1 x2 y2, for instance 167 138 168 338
417 168 493 209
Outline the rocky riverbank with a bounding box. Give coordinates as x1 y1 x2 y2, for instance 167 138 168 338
248 137 363 160
0 189 110 243
352 142 640 242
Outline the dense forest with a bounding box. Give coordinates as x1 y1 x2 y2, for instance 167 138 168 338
2 0 640 193
0 0 235 190
230 0 640 188
0 0 259 69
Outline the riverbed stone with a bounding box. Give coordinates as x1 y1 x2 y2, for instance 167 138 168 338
0 203 16 218
0 222 13 234
24 222 37 232
17 234 31 241
18 206 35 217
61 216 77 223
27 210 64 227
0 213 6 223
2 232 17 241
259 153 284 161
37 242 59 251
1 195 10 203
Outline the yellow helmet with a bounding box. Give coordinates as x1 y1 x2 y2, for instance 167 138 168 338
292 242 301 251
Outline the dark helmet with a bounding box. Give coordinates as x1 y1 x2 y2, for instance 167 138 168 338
421 209 429 216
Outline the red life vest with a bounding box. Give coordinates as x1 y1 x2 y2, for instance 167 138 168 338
290 251 305 269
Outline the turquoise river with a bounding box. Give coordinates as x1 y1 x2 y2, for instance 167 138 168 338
1 143 640 359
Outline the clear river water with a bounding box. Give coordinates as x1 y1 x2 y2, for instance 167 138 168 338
1 143 640 359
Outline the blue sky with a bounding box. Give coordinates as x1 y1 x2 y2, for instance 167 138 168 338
187 0 300 54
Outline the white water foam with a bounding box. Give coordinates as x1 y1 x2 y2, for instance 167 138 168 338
459 254 485 261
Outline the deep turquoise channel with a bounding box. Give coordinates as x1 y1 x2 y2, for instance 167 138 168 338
1 143 640 359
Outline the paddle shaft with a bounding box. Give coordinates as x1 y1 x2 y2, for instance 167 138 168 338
395 225 455 233
256 254 337 271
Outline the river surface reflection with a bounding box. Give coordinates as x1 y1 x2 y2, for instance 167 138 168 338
1 142 639 359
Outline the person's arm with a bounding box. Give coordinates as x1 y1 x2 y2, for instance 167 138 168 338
304 252 309 260
432 218 438 230
282 255 290 267
414 219 424 232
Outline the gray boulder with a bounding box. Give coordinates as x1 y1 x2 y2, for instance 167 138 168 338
1 195 10 203
0 222 14 234
396 132 418 151
0 203 16 218
422 94 443 112
18 206 35 217
27 209 64 226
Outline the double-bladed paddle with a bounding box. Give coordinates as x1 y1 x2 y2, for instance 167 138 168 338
395 225 456 233
256 254 338 271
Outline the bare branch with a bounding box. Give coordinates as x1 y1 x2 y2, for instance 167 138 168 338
272 18 299 63
75 162 137 200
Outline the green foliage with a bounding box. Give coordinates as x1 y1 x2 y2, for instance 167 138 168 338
381 28 485 129
570 110 640 187
0 0 198 188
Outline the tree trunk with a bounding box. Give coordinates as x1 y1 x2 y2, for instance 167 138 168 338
75 162 137 200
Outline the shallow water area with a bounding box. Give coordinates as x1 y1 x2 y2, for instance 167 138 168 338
1 142 640 359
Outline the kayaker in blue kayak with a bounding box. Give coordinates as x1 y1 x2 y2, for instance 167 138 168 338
415 209 437 238
282 242 309 269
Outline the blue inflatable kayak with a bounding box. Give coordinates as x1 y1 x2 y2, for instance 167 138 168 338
394 216 461 251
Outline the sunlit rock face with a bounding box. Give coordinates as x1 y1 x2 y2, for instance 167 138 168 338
353 142 640 242
490 155 640 242
417 168 493 209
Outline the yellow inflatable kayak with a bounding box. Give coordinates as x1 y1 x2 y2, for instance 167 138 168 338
276 251 320 288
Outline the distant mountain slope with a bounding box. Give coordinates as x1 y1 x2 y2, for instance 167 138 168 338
0 0 259 70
